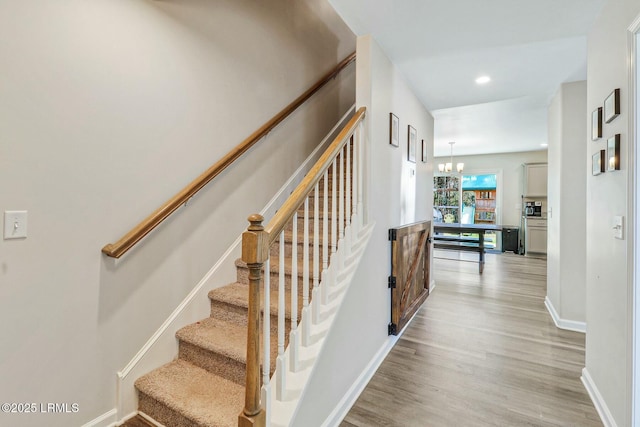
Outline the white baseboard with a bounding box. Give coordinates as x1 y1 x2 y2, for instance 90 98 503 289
80 408 117 427
544 296 587 333
320 336 398 427
581 367 618 427
430 279 436 292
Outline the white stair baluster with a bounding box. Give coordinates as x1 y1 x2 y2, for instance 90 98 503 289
352 130 359 239
331 158 337 259
338 147 345 270
276 232 286 400
357 122 364 229
262 257 271 425
324 159 338 304
345 139 352 255
290 213 299 372
302 197 311 346
315 176 326 324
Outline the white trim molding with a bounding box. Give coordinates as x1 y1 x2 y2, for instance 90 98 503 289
544 296 586 333
628 14 640 427
80 409 117 427
582 368 618 427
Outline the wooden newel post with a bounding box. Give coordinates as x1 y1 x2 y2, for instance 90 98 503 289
238 214 268 427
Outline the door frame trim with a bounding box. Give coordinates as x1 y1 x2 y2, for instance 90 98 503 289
628 14 640 427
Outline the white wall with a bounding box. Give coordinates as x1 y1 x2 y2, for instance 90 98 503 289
546 81 587 326
0 1 355 426
585 1 640 425
433 151 548 229
290 34 434 425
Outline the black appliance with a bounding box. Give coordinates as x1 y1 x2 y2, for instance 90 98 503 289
502 226 519 254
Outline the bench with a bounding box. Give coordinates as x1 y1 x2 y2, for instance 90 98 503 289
433 233 485 273
432 223 503 274
432 235 480 245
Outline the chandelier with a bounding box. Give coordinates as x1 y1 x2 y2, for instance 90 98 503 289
438 141 464 173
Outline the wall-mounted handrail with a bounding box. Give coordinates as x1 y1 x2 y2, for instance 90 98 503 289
102 52 356 258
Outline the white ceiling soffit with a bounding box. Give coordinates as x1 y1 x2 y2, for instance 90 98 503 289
329 0 606 156
432 96 548 157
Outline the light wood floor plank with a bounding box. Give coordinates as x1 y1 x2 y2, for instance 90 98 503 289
341 251 601 427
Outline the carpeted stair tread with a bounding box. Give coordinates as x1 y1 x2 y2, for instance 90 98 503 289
177 317 246 364
176 317 250 385
281 229 326 245
296 211 330 221
208 282 299 320
135 359 243 427
235 256 323 279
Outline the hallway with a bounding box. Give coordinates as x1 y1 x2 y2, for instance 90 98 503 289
341 252 601 426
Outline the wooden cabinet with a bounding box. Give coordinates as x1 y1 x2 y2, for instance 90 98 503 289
474 190 496 224
524 163 547 197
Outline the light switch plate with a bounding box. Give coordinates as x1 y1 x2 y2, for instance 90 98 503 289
4 210 27 239
613 215 624 240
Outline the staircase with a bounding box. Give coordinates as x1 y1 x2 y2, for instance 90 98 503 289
125 107 366 427
131 199 327 427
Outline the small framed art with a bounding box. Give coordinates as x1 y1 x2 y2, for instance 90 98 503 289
592 150 605 176
604 88 620 123
408 125 417 163
607 134 621 171
389 113 399 147
421 139 427 163
592 107 602 140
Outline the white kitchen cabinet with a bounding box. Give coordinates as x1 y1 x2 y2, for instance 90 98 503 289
524 163 548 197
525 218 547 254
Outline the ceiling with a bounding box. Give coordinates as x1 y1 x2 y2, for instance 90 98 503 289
329 0 607 156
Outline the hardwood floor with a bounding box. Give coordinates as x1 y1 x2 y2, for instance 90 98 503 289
121 414 156 427
341 251 602 427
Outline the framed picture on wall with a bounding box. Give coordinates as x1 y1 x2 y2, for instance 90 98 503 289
421 139 427 163
591 107 602 140
408 125 417 163
389 113 399 147
607 134 621 171
592 150 605 176
604 88 620 123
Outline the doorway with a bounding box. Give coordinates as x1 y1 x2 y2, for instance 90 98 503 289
432 170 503 249
461 172 502 250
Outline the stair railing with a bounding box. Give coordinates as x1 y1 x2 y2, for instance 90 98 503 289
101 52 356 259
239 107 366 427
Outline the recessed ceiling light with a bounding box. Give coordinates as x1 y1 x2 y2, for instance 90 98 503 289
541 143 548 147
475 76 491 85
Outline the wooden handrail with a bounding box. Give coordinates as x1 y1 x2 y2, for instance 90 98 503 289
101 52 356 258
239 105 365 427
265 106 366 244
